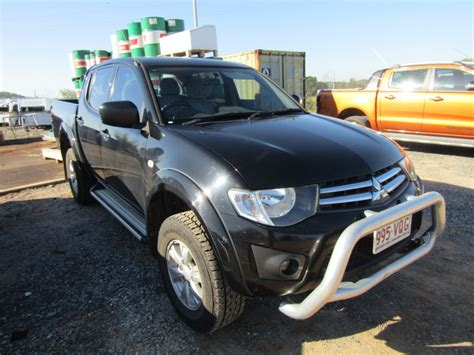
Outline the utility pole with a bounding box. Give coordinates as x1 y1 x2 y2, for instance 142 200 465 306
193 0 199 28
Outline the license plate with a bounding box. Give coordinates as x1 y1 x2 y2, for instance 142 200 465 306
373 215 412 254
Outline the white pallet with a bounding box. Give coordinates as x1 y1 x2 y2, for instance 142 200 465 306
160 25 218 57
42 147 63 163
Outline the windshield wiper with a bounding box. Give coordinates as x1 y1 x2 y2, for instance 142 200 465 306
247 108 305 121
182 111 258 126
182 108 304 126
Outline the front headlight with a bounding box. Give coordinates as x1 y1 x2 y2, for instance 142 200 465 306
228 186 317 226
399 156 417 181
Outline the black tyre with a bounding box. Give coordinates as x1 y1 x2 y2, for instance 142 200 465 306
64 148 94 204
157 211 245 333
345 115 370 128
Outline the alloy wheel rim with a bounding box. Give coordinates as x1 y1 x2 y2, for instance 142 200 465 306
68 160 78 194
166 239 203 310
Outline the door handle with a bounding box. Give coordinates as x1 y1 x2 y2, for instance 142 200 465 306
384 95 396 100
76 116 84 125
430 96 444 102
101 129 111 139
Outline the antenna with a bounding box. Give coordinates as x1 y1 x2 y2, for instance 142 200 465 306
193 0 199 28
372 48 389 67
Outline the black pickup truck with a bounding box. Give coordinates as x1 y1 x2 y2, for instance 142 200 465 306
51 57 445 333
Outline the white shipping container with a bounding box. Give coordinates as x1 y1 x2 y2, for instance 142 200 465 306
222 49 306 100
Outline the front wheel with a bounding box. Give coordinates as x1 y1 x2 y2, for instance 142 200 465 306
157 211 245 332
344 115 370 128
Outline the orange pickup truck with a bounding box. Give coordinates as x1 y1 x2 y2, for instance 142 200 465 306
317 62 474 147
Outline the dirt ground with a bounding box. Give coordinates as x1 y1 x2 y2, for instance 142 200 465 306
0 134 63 191
0 143 473 353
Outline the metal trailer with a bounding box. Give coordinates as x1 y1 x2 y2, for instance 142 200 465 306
222 49 306 103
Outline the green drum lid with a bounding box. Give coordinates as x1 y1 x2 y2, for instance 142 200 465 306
141 16 166 31
127 22 142 36
72 50 90 59
116 29 129 41
166 19 185 32
95 50 110 63
95 50 110 57
72 50 89 68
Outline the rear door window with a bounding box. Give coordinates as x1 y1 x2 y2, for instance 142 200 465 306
434 68 474 91
365 70 384 90
389 69 428 90
87 66 115 110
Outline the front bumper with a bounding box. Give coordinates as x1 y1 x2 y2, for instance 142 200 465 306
279 191 445 319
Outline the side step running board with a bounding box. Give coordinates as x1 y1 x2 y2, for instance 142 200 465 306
90 185 146 241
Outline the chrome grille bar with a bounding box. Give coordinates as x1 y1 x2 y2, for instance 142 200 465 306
319 192 373 206
383 174 406 193
318 164 408 209
376 167 401 183
320 180 372 194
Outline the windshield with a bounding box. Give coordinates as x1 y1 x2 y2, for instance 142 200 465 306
147 66 301 124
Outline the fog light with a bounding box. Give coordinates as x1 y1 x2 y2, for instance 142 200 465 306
251 245 305 280
280 258 300 276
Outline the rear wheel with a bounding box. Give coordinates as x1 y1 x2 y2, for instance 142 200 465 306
345 115 370 128
158 211 245 333
64 148 94 204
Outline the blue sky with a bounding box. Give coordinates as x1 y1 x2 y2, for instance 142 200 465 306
1 0 473 97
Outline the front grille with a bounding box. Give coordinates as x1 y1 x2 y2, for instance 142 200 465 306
319 163 407 210
344 210 423 279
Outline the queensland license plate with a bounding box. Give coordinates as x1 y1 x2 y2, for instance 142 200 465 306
373 215 412 254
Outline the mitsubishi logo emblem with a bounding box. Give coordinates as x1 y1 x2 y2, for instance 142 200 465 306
371 177 389 201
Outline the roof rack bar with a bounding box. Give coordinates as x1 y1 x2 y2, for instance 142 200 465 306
390 61 473 69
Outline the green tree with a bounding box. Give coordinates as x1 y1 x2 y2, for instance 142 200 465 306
305 76 329 97
305 77 329 112
58 88 77 99
0 91 26 99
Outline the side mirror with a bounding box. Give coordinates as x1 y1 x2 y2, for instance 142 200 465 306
291 94 304 106
466 81 474 91
99 101 139 128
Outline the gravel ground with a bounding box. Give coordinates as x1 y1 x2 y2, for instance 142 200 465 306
0 143 473 353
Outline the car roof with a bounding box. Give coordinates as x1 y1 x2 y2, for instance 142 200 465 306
390 61 473 69
100 57 252 69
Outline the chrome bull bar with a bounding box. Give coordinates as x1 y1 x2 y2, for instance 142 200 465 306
279 191 446 320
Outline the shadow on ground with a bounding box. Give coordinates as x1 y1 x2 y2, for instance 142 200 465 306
0 180 473 353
